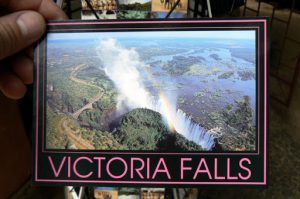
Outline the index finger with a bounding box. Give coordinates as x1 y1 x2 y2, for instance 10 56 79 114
1 0 67 20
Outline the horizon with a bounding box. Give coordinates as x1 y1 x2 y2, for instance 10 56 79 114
47 30 256 42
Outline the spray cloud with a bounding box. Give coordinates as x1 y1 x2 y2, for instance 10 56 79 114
97 38 214 150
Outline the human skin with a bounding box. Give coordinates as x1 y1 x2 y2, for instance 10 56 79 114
0 0 67 99
0 1 67 197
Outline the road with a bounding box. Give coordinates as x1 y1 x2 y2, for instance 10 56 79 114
72 93 103 119
59 64 105 149
60 118 95 150
70 64 105 119
70 64 101 90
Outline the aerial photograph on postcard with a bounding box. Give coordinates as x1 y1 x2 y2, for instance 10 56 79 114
117 0 152 19
46 30 256 151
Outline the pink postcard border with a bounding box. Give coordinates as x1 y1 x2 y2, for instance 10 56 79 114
42 25 261 155
35 19 268 185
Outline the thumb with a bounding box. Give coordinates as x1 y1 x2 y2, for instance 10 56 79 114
0 11 45 60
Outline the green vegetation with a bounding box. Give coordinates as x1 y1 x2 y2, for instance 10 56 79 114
47 64 120 149
237 70 255 81
208 96 256 151
78 109 103 130
46 44 256 152
194 91 205 98
79 128 127 150
48 65 117 131
193 88 223 102
138 47 183 60
78 95 116 130
218 71 234 79
47 66 100 112
212 66 222 74
114 108 203 151
46 106 68 149
157 133 203 151
47 106 125 150
118 10 151 19
185 64 209 76
47 65 117 114
114 108 168 150
47 107 202 151
119 2 151 11
185 64 222 76
222 96 253 131
163 56 206 76
119 187 140 195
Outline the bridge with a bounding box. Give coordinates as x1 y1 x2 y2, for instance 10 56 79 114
72 93 103 119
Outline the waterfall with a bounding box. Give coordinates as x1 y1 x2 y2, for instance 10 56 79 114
96 38 215 150
174 109 215 150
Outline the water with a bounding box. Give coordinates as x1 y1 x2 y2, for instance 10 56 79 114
96 38 215 150
174 109 215 150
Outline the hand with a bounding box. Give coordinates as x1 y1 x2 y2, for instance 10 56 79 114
0 0 67 99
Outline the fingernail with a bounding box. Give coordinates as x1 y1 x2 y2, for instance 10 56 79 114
16 12 45 41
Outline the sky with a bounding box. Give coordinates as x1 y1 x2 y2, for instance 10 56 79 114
47 30 256 42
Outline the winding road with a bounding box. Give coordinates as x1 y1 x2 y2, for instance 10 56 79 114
70 64 105 119
59 64 104 149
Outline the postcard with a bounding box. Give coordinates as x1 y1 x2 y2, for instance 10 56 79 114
151 0 188 18
117 0 152 19
33 19 268 187
94 187 119 199
81 0 117 20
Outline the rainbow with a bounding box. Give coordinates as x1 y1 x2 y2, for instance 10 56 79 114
158 92 176 132
143 65 177 132
97 38 214 149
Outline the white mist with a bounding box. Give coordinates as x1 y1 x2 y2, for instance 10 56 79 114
96 38 214 150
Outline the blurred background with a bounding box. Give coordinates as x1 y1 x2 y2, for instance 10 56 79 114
1 0 299 198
